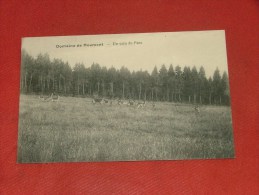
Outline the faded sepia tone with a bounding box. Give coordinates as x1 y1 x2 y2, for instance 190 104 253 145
18 31 234 163
22 30 228 78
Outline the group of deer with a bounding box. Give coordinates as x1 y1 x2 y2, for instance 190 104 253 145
39 94 200 113
194 105 200 114
39 93 59 102
92 98 148 109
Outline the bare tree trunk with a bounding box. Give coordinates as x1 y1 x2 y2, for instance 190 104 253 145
40 75 43 93
194 94 196 104
220 96 222 105
178 91 181 102
89 84 91 95
64 79 66 94
83 82 85 95
77 75 80 95
189 95 191 103
29 74 33 92
199 95 202 104
122 81 125 99
97 82 100 94
52 75 55 91
24 72 27 92
151 88 154 101
166 85 169 101
59 75 61 92
43 76 46 93
209 92 212 105
102 82 105 96
110 82 114 97
139 83 142 100
47 76 50 91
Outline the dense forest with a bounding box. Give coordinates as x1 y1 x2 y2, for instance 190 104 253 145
20 49 230 105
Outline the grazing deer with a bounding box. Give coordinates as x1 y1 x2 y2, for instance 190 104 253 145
122 101 128 105
194 105 200 114
103 99 109 103
117 99 123 105
39 94 52 101
137 101 146 109
39 95 45 101
51 93 59 102
128 100 135 106
92 98 104 104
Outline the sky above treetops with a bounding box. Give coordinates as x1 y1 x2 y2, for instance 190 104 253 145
22 30 229 78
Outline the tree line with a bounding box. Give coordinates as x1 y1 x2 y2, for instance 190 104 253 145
20 49 231 105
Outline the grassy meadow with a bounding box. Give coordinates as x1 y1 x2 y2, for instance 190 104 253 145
17 95 235 163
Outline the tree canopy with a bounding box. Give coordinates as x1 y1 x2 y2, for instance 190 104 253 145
20 50 231 105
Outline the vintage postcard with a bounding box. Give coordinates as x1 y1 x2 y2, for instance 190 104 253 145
17 30 234 163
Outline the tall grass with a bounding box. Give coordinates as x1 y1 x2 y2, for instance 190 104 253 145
17 95 234 163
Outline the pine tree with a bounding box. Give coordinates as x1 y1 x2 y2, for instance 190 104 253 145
191 66 199 104
183 66 192 103
212 67 221 104
198 66 206 104
168 64 175 102
175 65 183 102
151 66 159 101
159 64 168 101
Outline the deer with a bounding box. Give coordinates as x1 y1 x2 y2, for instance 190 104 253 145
194 105 200 114
117 99 123 105
92 98 104 104
136 101 146 109
51 93 59 102
128 100 135 106
39 94 52 101
109 99 113 106
122 101 129 105
103 99 109 103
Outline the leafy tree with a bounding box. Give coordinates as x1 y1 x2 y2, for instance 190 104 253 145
168 64 175 101
107 67 117 98
119 66 131 99
221 71 230 105
174 65 183 101
135 70 144 100
100 66 108 96
20 49 231 106
21 49 35 93
73 63 86 95
212 68 221 104
198 66 206 104
183 66 192 103
191 66 199 103
208 77 213 105
90 63 102 95
151 66 159 101
159 64 168 101
142 70 151 101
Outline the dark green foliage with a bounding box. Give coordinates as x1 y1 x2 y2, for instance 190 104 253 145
20 50 231 105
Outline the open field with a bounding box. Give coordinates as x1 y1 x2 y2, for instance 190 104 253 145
17 95 234 163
